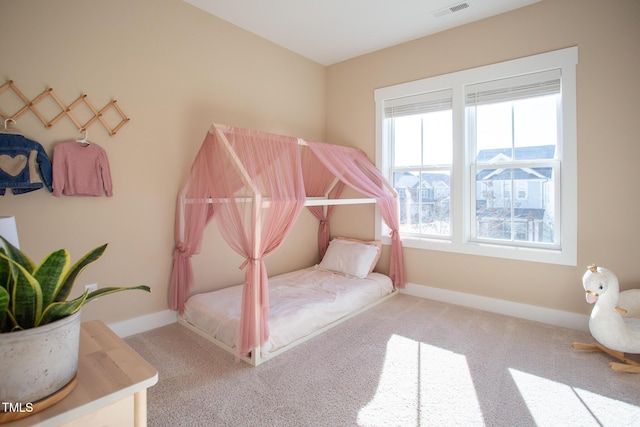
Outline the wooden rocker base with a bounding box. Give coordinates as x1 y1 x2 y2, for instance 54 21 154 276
572 342 640 373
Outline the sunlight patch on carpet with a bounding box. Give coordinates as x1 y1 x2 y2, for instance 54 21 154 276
510 368 640 425
357 334 483 426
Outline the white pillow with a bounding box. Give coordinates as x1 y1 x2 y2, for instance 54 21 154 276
317 238 379 279
334 236 382 273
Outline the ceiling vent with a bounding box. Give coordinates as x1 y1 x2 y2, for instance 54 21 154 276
432 2 471 18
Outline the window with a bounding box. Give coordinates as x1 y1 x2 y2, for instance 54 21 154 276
375 47 577 265
386 89 453 239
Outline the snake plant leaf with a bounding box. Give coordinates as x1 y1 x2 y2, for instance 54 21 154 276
85 285 151 304
55 244 107 302
0 236 35 274
0 305 18 333
0 252 43 330
0 286 8 330
0 248 10 293
33 249 70 309
38 292 88 326
0 240 150 332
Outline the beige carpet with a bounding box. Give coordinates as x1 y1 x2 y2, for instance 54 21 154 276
126 294 640 426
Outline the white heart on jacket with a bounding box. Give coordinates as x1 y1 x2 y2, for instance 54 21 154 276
0 154 28 177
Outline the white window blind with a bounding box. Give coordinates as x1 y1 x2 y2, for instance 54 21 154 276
384 89 452 118
465 69 561 106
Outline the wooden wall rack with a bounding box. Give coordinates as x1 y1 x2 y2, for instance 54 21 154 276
0 79 130 136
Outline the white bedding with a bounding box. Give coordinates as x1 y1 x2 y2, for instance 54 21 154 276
181 266 393 357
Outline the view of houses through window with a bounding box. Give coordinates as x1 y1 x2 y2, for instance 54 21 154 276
391 104 453 240
376 47 577 264
392 92 559 245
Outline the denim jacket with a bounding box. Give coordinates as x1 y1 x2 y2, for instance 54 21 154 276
0 133 53 195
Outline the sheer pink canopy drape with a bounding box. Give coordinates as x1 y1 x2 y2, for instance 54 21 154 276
169 140 218 313
170 125 305 356
306 141 406 288
301 146 345 259
215 126 305 356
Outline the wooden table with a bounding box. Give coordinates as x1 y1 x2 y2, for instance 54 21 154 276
5 320 158 427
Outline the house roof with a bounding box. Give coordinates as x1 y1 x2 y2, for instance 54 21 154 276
394 144 556 190
394 172 451 189
476 145 555 181
476 167 552 181
476 145 555 162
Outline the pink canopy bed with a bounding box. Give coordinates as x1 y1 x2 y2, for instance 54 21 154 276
169 124 405 365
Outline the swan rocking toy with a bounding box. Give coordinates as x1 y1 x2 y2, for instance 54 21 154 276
572 264 640 373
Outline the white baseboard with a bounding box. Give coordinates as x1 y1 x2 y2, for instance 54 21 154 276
401 282 589 332
108 309 177 338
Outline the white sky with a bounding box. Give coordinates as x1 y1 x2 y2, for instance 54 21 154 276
394 95 558 167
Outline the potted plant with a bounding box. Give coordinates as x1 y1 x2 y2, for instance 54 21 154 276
0 236 150 410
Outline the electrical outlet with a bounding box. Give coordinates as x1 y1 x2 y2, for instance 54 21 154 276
85 283 98 293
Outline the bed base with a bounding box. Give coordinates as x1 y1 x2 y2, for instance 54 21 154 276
178 288 399 366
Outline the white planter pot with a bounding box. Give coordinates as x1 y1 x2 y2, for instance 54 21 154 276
0 310 81 404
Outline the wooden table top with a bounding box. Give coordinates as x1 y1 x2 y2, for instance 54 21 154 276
4 320 158 427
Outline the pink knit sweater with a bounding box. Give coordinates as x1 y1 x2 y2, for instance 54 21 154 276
52 141 113 197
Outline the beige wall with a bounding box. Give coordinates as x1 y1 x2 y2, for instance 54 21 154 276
3 0 638 326
0 0 325 324
326 0 640 315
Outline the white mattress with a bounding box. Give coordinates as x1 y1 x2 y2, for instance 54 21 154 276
181 266 393 356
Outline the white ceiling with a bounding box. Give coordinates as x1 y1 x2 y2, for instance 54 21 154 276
183 0 541 66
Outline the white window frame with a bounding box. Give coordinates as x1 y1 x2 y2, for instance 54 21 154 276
374 47 578 266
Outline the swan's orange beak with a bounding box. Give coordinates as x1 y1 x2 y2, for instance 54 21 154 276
585 290 598 304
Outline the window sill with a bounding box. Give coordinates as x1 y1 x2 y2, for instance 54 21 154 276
383 235 576 266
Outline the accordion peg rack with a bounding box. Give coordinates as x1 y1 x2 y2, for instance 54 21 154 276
0 79 130 136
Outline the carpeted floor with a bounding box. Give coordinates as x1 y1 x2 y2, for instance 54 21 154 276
126 294 640 426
